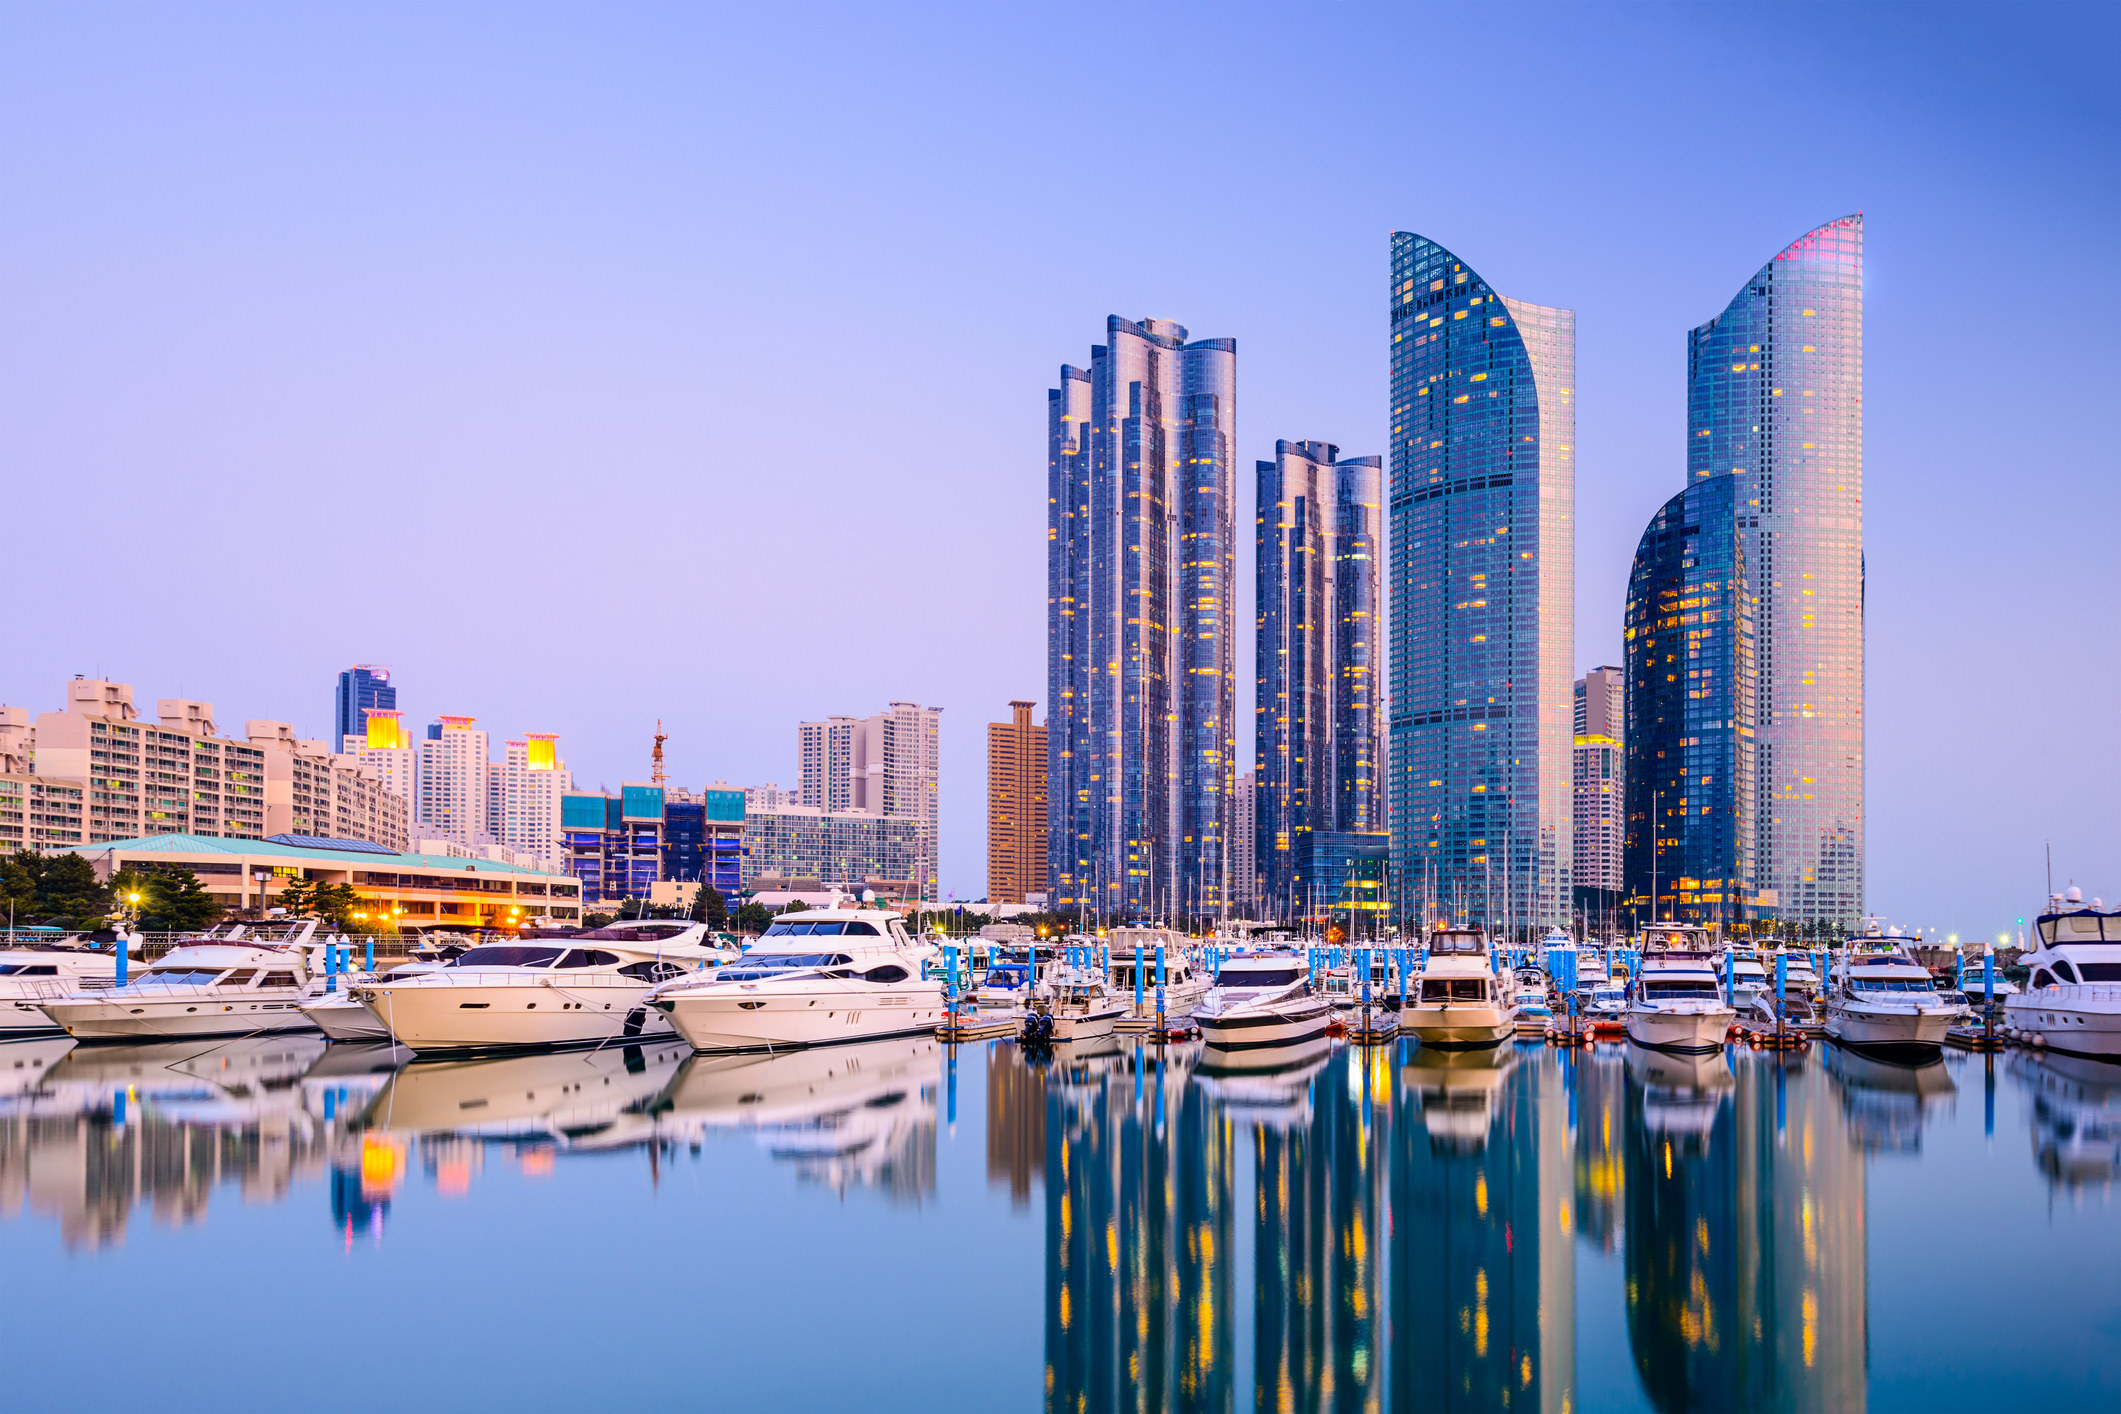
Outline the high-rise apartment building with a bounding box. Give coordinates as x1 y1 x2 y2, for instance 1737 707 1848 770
487 734 568 869
795 703 942 902
416 716 490 846
1048 316 1237 919
1624 215 1863 927
334 665 396 753
1255 439 1385 919
342 709 417 809
245 719 411 850
1387 235 1576 932
32 683 268 842
1572 668 1624 913
986 701 1047 904
1229 768 1256 914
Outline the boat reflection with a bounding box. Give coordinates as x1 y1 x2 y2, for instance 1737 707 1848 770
0 1034 344 1248
1822 1043 1956 1153
1192 1035 1330 1129
358 1039 689 1151
651 1035 938 1203
1403 1039 1518 1151
2013 1050 2121 1191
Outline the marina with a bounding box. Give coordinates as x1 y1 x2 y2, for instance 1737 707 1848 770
5 1023 2121 1411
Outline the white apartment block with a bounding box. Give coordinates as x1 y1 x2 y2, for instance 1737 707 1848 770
1572 667 1624 896
417 715 491 847
487 734 569 870
794 703 941 902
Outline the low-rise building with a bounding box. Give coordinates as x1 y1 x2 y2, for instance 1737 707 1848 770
740 801 926 893
69 832 581 928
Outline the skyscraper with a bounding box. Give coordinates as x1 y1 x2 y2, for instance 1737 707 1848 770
1572 667 1625 921
1624 215 1863 927
986 701 1047 905
1255 439 1384 919
1047 317 1236 919
333 665 395 753
1388 235 1576 932
416 715 489 845
487 734 567 869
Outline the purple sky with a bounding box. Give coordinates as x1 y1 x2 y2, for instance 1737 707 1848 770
3 4 2115 933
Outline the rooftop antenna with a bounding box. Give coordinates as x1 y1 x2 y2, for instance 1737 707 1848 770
652 721 668 786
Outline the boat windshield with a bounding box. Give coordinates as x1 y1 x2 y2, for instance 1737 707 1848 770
1848 978 1935 993
454 946 565 969
762 921 882 937
721 952 853 980
578 924 689 942
1645 981 1721 998
1429 934 1485 955
134 969 227 987
1420 979 1489 1002
1222 968 1301 987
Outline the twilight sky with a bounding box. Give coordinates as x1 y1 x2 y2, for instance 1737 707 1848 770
3 3 2115 933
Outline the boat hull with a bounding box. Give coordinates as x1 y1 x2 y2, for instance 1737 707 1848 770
1402 1005 1514 1049
656 984 947 1053
1824 1005 1952 1057
1047 1006 1124 1042
1194 999 1333 1051
361 979 675 1053
302 995 393 1042
2004 993 2121 1059
1626 1005 1735 1054
1 998 68 1037
41 993 316 1040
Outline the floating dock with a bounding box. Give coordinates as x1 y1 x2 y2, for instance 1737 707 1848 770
936 1014 1020 1042
1346 1014 1399 1046
1944 1025 2008 1052
1736 1024 1809 1050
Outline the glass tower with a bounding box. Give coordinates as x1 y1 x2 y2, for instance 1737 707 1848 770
333 664 395 751
1624 214 1863 927
1388 235 1575 932
1255 439 1384 919
1047 317 1236 919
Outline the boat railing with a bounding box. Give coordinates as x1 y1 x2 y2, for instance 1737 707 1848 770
32 978 305 1002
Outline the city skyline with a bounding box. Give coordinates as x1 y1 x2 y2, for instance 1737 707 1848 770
4 7 2114 928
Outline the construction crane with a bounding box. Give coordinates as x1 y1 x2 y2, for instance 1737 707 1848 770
652 720 667 785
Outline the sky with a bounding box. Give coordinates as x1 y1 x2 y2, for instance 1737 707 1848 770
2 2 2116 934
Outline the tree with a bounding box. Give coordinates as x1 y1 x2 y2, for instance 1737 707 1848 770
277 877 361 929
11 851 110 928
690 885 727 929
109 866 223 933
583 911 615 929
732 901 775 936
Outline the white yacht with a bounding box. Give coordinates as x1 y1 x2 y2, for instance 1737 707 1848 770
1110 933 1212 1022
1584 983 1630 1028
1022 963 1126 1042
300 952 469 1041
971 958 1036 1012
40 927 321 1040
646 908 944 1053
2005 891 2121 1057
1721 948 1771 1014
1824 929 1955 1057
1754 939 1821 996
355 921 725 1054
0 940 129 1036
1625 924 1736 1054
1402 928 1514 1049
1576 946 1611 988
1191 952 1333 1050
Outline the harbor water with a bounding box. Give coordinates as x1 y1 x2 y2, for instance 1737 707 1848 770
3 1031 2119 1411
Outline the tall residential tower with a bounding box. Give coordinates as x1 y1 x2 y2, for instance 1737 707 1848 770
1387 235 1575 932
1255 439 1384 919
986 701 1047 905
334 665 395 753
1624 215 1863 927
1048 317 1236 919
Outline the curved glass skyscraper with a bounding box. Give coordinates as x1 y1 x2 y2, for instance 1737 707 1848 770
1388 234 1575 931
1047 317 1237 918
1625 215 1864 926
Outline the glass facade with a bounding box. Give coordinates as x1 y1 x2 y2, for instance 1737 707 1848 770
1255 439 1383 919
1047 318 1236 919
1387 235 1575 932
1623 477 1757 924
1624 214 1863 927
333 665 395 753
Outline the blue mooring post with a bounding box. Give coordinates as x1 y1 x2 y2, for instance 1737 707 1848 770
116 937 128 987
1155 942 1167 1029
1135 947 1145 1015
326 941 338 994
1984 947 1996 1041
365 935 374 972
943 945 958 1013
114 1088 125 1126
1775 950 1789 1039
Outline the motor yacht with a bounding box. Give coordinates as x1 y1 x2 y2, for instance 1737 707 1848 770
355 920 726 1054
40 928 322 1040
2004 891 2121 1058
1624 924 1736 1054
0 939 129 1036
1720 948 1771 1014
1824 930 1955 1058
1402 928 1515 1049
1584 983 1630 1031
1110 936 1212 1022
646 908 944 1053
971 959 1036 1012
1022 962 1127 1042
1754 939 1821 996
1191 952 1333 1051
1576 946 1611 988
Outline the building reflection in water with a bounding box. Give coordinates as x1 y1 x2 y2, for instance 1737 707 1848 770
1572 1044 1628 1253
1625 1047 1865 1414
1043 1037 1231 1414
1393 1043 1575 1414
989 1039 1046 1209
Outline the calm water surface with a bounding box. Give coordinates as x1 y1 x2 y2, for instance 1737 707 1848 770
3 1031 2119 1412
